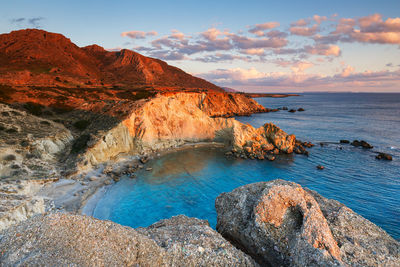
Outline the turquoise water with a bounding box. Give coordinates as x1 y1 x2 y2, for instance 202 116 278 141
92 93 400 240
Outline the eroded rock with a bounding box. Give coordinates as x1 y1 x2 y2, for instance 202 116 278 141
215 179 399 266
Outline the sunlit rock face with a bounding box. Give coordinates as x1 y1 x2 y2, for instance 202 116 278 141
84 92 295 165
215 180 400 267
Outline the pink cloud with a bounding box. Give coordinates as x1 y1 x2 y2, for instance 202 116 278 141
121 30 157 39
313 15 327 24
305 44 341 56
242 48 265 55
198 67 400 92
249 22 280 36
290 24 319 36
291 18 309 27
325 14 400 45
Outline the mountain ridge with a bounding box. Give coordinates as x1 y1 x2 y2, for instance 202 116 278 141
0 29 222 91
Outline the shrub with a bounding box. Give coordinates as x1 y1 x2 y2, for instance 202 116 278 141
4 154 16 161
73 120 90 131
71 134 91 153
23 102 43 116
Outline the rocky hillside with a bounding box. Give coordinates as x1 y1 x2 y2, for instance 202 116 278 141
0 29 222 91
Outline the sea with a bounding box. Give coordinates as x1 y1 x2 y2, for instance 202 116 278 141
89 93 400 240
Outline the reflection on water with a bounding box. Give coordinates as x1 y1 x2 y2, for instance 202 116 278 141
92 93 400 240
149 148 216 179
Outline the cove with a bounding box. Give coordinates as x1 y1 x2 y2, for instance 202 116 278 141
90 93 400 240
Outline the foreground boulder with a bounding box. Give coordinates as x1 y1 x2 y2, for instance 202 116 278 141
0 213 256 266
137 215 256 266
215 180 399 266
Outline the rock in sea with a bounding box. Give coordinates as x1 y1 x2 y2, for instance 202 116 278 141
376 152 393 161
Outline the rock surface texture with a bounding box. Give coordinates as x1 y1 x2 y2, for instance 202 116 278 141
215 179 400 267
0 213 257 266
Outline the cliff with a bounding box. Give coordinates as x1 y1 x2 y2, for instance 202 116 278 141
82 92 294 166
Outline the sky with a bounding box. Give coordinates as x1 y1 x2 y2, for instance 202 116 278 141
1 0 400 92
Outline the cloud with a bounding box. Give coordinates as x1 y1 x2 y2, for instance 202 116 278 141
122 13 399 65
249 22 280 36
121 30 157 39
305 44 341 56
242 48 265 55
148 50 186 60
194 53 251 63
290 24 319 36
198 67 400 91
140 27 287 61
274 60 314 73
291 18 309 27
313 15 327 24
10 17 44 28
340 64 355 77
230 34 288 49
318 14 400 45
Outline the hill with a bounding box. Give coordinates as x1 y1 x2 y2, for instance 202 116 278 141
0 29 222 91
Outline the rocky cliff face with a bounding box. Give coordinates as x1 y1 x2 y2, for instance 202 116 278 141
215 180 400 266
83 92 294 166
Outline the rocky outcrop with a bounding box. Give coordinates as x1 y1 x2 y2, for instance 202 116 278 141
215 180 399 266
0 213 257 266
84 92 295 165
0 180 48 231
198 92 268 117
0 103 73 180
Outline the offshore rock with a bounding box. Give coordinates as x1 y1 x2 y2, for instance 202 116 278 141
215 179 399 267
376 152 393 160
0 213 257 266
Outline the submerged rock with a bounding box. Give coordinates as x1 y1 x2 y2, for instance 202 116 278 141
0 213 257 266
351 140 373 149
376 152 393 161
360 140 373 149
351 140 361 147
317 165 325 170
215 180 399 267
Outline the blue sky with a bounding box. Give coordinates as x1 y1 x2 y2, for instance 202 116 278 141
1 0 400 92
